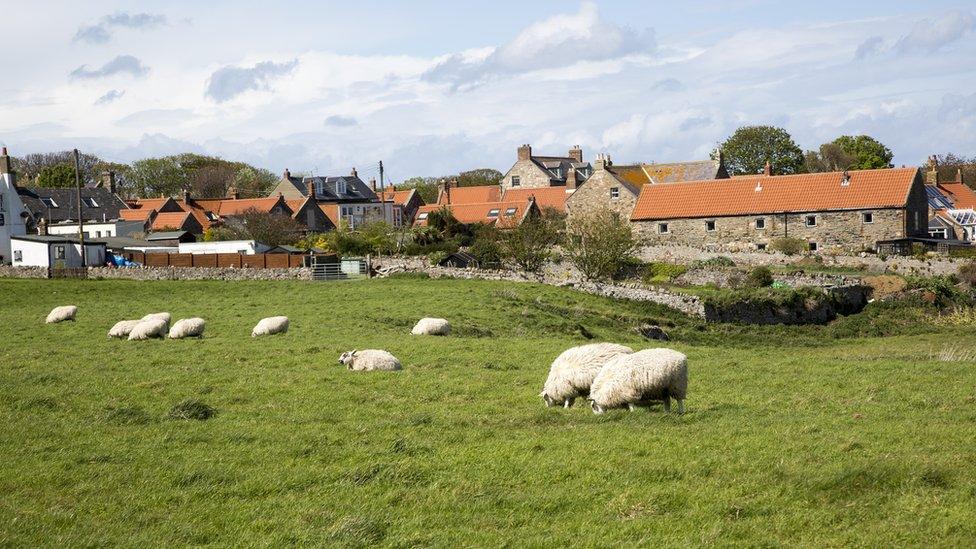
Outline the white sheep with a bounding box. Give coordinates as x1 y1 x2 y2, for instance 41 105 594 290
168 318 206 339
540 343 634 408
142 312 171 325
252 316 289 337
45 305 77 324
108 319 141 339
589 348 688 415
338 349 402 371
127 317 169 341
411 317 451 336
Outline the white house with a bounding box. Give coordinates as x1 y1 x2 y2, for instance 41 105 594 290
47 220 146 239
10 235 106 268
178 240 271 255
0 147 28 264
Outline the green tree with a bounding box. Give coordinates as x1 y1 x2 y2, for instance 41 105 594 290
565 207 638 281
457 168 503 187
924 153 976 186
35 163 78 188
222 208 303 246
13 151 104 186
400 176 440 204
720 125 804 176
831 135 893 170
505 214 559 272
129 157 187 198
803 143 853 173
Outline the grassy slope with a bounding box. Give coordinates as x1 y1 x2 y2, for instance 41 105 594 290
0 278 974 547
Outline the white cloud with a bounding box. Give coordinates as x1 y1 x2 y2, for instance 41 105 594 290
74 12 167 44
205 59 298 103
95 89 125 105
69 55 149 79
895 10 975 54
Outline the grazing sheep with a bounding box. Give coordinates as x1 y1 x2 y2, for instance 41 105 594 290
589 348 688 415
411 317 451 336
127 317 169 341
251 316 289 337
141 312 171 325
168 318 206 339
540 343 634 408
338 349 402 371
108 319 141 339
45 305 77 324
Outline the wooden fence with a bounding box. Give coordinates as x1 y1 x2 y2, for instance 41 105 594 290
116 251 333 269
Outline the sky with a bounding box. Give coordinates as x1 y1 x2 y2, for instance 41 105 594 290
2 0 975 183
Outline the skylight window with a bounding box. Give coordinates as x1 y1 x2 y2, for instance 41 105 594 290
82 197 98 208
505 207 517 217
487 209 500 218
417 212 429 220
41 197 58 208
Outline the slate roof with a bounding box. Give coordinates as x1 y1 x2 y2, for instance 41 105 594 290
631 168 920 221
530 156 591 185
145 231 191 241
18 187 129 224
282 175 378 202
12 234 106 245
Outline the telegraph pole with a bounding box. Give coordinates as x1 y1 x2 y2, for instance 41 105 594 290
379 160 385 192
74 149 87 267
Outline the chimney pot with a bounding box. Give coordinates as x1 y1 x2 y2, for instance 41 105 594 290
763 161 772 177
370 178 377 191
284 168 291 179
351 167 358 178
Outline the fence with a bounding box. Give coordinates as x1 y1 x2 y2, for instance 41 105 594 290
116 251 336 269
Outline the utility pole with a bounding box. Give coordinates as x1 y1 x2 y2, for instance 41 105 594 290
74 149 87 267
378 160 385 192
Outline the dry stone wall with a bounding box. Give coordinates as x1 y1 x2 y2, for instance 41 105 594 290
87 266 313 281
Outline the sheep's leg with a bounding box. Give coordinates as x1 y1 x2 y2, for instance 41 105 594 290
628 403 638 412
564 398 574 409
676 400 685 415
662 397 671 413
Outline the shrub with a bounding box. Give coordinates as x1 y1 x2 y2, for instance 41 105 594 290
862 275 907 299
617 260 688 283
168 399 216 421
770 237 806 256
958 262 976 287
505 215 559 273
566 207 638 281
469 227 504 268
744 266 774 288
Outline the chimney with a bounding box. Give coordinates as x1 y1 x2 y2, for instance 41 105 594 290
594 153 611 171
351 167 358 178
99 171 117 194
0 146 12 178
566 166 578 190
183 189 191 204
518 144 532 161
439 178 451 204
926 155 939 186
37 217 48 236
568 145 583 163
370 178 377 191
957 167 965 185
306 178 316 199
283 168 291 180
763 161 772 177
228 186 239 200
390 184 395 192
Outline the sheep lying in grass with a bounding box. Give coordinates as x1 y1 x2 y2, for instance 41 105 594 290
169 318 206 339
540 343 634 408
252 316 289 337
108 320 141 339
338 350 402 371
589 348 688 415
411 317 451 336
45 305 77 324
141 312 171 325
128 317 169 341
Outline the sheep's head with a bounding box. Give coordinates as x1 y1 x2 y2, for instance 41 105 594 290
540 392 557 408
589 400 606 415
338 350 358 367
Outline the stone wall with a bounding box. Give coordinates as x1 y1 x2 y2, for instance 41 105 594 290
633 208 907 252
87 266 313 281
566 167 636 224
0 265 48 279
501 159 553 191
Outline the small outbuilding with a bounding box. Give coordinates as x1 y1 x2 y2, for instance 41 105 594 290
10 235 106 268
145 230 196 246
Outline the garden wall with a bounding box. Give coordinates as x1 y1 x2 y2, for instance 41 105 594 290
87 266 313 281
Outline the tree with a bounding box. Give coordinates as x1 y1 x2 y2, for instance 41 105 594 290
13 150 104 185
565 207 638 281
925 153 976 187
720 125 804 175
469 224 504 268
400 176 440 204
457 168 503 187
191 165 238 198
505 213 560 272
222 208 303 246
35 163 78 188
803 143 853 173
129 157 188 198
831 135 893 170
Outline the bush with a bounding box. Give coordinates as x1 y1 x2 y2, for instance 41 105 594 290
770 237 806 256
744 266 774 288
616 259 688 283
505 215 559 272
566 207 638 281
469 227 504 268
958 262 976 287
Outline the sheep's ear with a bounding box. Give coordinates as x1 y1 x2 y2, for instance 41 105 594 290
352 349 358 356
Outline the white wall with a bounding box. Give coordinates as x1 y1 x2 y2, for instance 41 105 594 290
47 220 145 239
178 240 269 255
0 172 28 263
11 239 50 267
10 239 106 267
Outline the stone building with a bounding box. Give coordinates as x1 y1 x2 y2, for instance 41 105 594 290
922 157 976 242
500 144 591 191
630 167 928 252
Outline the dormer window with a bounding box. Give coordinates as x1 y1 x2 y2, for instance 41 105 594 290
336 180 347 195
314 182 324 197
82 197 98 208
41 197 59 208
552 167 562 179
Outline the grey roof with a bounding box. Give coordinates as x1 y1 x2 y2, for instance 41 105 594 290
283 175 378 202
101 236 173 249
530 156 592 185
12 234 106 245
17 187 129 224
145 231 190 241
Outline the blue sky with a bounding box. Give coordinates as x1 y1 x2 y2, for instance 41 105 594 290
2 1 975 181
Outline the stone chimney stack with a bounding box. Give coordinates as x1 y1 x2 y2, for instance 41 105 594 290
370 178 377 191
351 167 358 178
957 167 965 185
0 146 12 176
228 186 240 200
183 189 191 204
99 171 117 195
594 153 611 171
926 155 940 186
37 217 48 236
566 166 578 190
568 145 583 163
763 161 772 177
306 178 316 199
283 168 291 180
518 144 532 161
438 178 452 204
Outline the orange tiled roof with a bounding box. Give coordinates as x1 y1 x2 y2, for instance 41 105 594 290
502 186 570 213
936 182 976 210
631 168 919 221
120 208 153 222
129 198 171 210
415 201 529 227
612 165 651 188
151 212 192 231
318 203 340 226
210 197 285 216
378 188 416 206
437 185 501 205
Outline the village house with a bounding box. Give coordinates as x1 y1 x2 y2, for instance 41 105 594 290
269 168 398 229
10 234 106 268
0 148 28 264
17 171 133 239
500 144 591 192
630 167 928 252
923 158 976 243
377 185 424 227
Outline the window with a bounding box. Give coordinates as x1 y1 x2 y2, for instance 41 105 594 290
505 207 517 217
41 197 58 208
13 250 22 262
658 223 669 234
336 181 347 195
54 246 66 260
805 215 817 227
705 220 716 231
552 168 562 179
418 212 429 220
82 197 98 208
757 243 767 251
862 212 873 224
610 187 620 200
487 209 500 218
808 242 818 252
511 176 521 187
95 231 101 237
755 218 766 230
0 213 4 226
314 182 324 197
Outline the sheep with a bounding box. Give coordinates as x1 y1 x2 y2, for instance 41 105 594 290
338 349 402 371
108 319 141 339
127 317 169 341
539 343 634 408
589 348 688 415
251 316 289 337
168 318 206 339
411 317 451 336
45 305 77 324
141 312 171 325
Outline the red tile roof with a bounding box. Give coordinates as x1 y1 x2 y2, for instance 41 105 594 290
318 203 340 226
378 188 417 206
415 201 530 228
151 212 193 231
119 208 153 222
437 185 501 205
936 182 976 210
631 168 919 221
502 186 570 213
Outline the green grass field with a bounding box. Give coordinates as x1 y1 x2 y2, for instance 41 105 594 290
1 277 975 546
